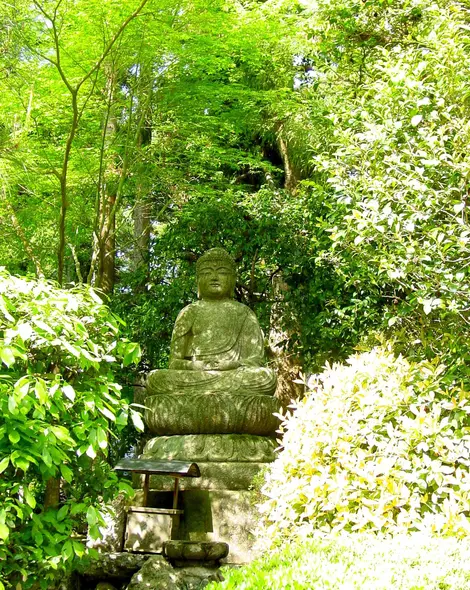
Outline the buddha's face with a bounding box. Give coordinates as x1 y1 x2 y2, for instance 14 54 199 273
197 263 235 300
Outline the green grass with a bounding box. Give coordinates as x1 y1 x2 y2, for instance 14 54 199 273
207 534 470 589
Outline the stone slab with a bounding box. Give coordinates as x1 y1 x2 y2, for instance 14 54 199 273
144 393 280 436
125 510 173 553
164 541 229 565
126 557 224 590
178 490 261 564
76 552 149 579
143 434 278 463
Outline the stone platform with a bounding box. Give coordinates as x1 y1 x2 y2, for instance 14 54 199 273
144 393 280 436
137 433 277 492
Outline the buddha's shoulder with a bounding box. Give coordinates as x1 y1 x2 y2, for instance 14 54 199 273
200 299 250 310
174 302 198 322
189 299 253 315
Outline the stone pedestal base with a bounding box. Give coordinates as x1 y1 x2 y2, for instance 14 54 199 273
143 433 278 463
139 433 275 491
130 489 261 563
179 490 260 564
145 393 280 435
137 408 278 563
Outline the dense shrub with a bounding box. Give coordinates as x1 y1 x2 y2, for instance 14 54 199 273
208 534 470 590
0 270 141 588
259 348 470 543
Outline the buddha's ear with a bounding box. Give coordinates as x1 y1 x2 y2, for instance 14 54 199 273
230 276 236 298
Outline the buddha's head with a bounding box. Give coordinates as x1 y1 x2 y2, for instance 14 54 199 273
196 248 236 300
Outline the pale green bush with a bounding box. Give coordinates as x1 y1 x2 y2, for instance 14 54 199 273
209 534 470 590
259 348 470 544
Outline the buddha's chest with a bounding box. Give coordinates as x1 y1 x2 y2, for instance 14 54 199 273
191 308 240 339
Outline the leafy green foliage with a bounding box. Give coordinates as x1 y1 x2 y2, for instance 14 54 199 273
259 348 470 542
284 0 470 379
0 269 141 587
208 534 470 590
115 187 379 371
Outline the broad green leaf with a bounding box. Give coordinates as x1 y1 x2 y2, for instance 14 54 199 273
17 322 33 341
116 411 128 426
118 481 135 497
0 347 15 367
14 376 30 398
8 430 20 444
24 488 36 509
123 342 141 366
62 540 74 561
96 427 108 450
42 448 53 468
0 522 9 541
63 384 76 402
86 505 98 526
32 318 55 334
85 445 97 459
72 540 85 557
70 502 86 516
60 339 81 358
99 406 116 421
60 464 73 483
0 457 9 473
35 380 49 405
57 504 69 521
50 426 74 444
131 411 145 432
8 396 17 414
89 289 103 304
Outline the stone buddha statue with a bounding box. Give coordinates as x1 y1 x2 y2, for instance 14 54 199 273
146 248 276 397
140 249 281 559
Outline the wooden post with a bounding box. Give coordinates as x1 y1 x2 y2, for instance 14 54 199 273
173 477 180 509
143 473 149 507
121 509 128 552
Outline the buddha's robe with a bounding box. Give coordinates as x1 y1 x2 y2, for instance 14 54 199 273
146 300 276 396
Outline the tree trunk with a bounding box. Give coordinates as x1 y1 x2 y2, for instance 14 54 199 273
97 193 116 294
277 134 300 193
269 274 304 407
44 477 60 509
270 127 303 405
131 121 152 286
132 199 150 276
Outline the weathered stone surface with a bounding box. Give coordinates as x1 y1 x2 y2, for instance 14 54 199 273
135 249 277 570
176 567 224 588
76 553 148 579
126 556 223 590
125 509 173 553
95 584 118 590
178 490 262 563
135 461 267 491
86 493 127 553
145 393 280 436
143 434 278 463
164 541 229 564
145 248 276 400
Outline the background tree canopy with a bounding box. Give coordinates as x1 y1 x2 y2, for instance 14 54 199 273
1 0 470 405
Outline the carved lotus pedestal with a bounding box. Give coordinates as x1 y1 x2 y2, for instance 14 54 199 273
137 391 281 562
